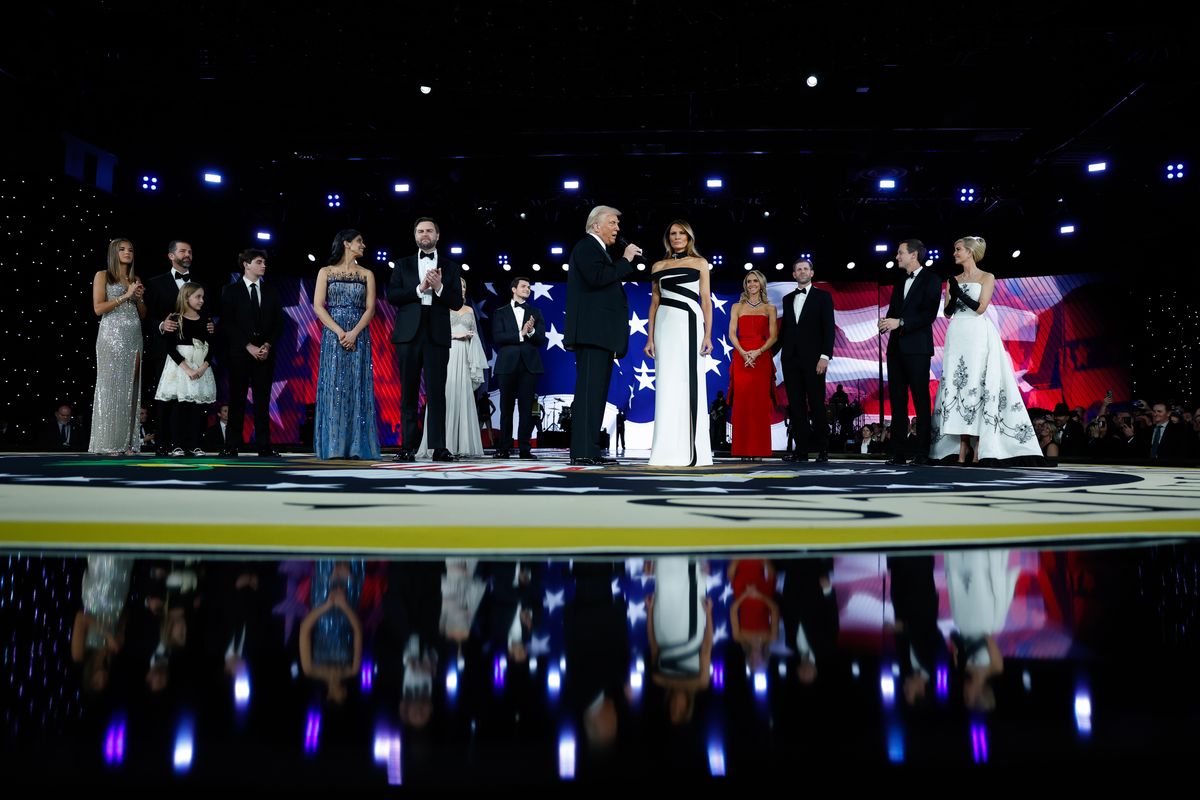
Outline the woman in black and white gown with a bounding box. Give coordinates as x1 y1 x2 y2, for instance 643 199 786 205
930 236 1043 465
643 221 714 467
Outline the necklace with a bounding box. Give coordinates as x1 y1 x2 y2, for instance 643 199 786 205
670 252 688 260
746 298 763 308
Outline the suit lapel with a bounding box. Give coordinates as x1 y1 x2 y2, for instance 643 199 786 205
595 236 612 263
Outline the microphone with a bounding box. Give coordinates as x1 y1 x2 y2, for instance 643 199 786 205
617 237 642 264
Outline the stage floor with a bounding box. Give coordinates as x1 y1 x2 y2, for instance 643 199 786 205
1 451 1196 554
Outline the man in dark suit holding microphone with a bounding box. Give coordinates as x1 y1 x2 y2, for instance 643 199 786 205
564 206 641 466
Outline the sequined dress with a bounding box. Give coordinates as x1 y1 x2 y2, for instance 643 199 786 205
88 282 143 454
314 274 380 459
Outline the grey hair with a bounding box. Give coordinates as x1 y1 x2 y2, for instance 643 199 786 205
585 205 621 235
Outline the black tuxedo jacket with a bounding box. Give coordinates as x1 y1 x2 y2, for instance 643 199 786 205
885 268 942 357
492 302 546 375
220 278 284 355
564 235 637 357
386 254 463 347
37 419 85 451
777 285 835 367
144 271 221 336
202 422 227 452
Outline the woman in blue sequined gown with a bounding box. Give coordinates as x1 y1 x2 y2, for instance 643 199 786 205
313 230 380 459
88 238 146 454
300 560 364 705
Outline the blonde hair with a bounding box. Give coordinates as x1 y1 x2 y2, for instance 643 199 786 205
105 238 136 285
174 282 205 339
740 270 769 304
956 236 987 263
661 219 703 260
585 205 621 235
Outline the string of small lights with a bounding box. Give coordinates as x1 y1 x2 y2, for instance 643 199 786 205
1 176 114 442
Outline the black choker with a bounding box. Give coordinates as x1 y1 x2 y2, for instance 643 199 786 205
670 252 688 259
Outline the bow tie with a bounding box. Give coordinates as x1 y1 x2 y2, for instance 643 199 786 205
419 252 435 260
797 288 807 295
905 273 916 280
513 301 525 308
174 271 189 281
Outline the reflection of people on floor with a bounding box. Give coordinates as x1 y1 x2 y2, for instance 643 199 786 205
480 561 542 666
888 555 950 705
376 561 443 730
728 559 779 674
440 559 487 647
299 560 364 705
779 558 838 685
945 550 1017 712
71 555 133 694
564 561 629 753
645 557 713 725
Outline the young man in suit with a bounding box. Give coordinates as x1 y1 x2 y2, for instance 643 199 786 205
202 403 229 453
38 403 85 451
777 258 836 463
386 217 463 463
492 277 545 460
878 239 942 465
563 205 641 465
220 249 283 457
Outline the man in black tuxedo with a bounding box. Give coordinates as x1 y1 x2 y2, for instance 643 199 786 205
778 258 836 463
143 240 216 455
37 403 85 451
387 217 463 462
220 249 283 457
878 239 942 465
492 277 545 460
564 205 641 465
1139 401 1193 460
201 403 229 453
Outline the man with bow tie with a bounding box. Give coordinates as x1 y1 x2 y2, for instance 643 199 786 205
143 240 217 455
492 277 546 460
878 239 942 465
387 217 463 462
778 258 835 463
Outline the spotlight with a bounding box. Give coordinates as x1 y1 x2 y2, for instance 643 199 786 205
203 172 223 185
752 246 766 254
712 254 724 266
503 264 512 272
550 246 563 255
762 211 771 218
388 261 396 269
886 261 895 268
1012 249 1022 258
924 259 934 267
532 263 541 272
307 254 316 262
461 263 470 271
562 179 580 190
706 178 723 189
498 254 510 266
140 175 158 191
419 85 432 95
519 212 527 220
875 244 888 252
1166 162 1185 180
376 250 388 261
255 231 271 241
775 262 784 270
1087 161 1107 173
562 263 569 271
799 252 812 260
806 74 818 88
743 262 753 271
1059 224 1076 235
930 248 940 259
847 262 856 270
879 179 896 190
393 183 410 193
326 193 341 208
636 263 646 271
450 246 464 255
959 187 976 202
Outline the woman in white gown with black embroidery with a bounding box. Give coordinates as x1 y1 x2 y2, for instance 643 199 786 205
643 220 714 467
930 236 1044 465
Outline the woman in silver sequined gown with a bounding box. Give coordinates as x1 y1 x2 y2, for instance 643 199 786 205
88 238 146 454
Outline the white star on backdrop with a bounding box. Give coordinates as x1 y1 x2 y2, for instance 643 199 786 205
268 380 289 429
529 635 552 657
704 572 724 594
543 589 565 613
711 294 729 314
627 599 647 627
628 311 648 336
720 583 734 603
485 282 497 295
487 349 498 372
472 298 489 319
544 323 566 351
634 361 656 391
282 280 317 351
712 622 730 644
702 354 722 376
530 282 555 301
718 336 733 359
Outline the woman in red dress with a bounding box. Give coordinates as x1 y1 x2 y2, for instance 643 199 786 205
728 270 778 459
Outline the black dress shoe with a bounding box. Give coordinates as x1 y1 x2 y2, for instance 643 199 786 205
155 447 169 457
596 456 618 464
392 450 415 463
493 450 511 459
569 457 599 466
219 449 239 458
815 451 829 463
257 450 281 458
884 456 909 466
519 451 538 460
431 448 457 462
911 454 931 466
781 453 797 463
